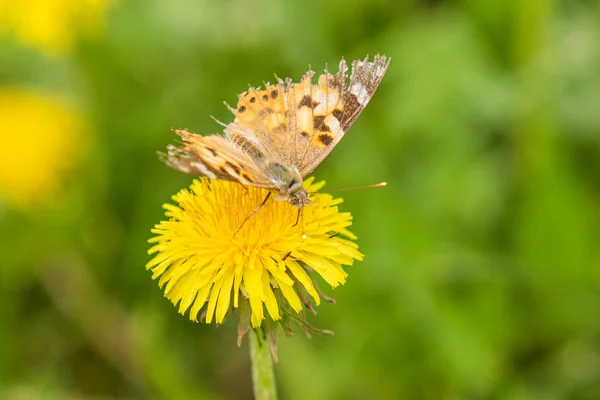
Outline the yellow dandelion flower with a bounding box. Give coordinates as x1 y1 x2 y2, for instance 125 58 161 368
0 0 114 55
0 88 84 210
147 177 363 328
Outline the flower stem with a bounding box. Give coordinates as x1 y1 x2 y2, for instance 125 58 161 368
249 328 277 400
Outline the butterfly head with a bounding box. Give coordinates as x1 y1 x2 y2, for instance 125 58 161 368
287 187 312 208
268 162 312 208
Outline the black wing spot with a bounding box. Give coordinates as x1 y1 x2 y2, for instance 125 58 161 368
343 93 361 115
318 134 334 145
313 116 331 132
313 115 325 128
271 89 279 99
298 95 320 109
250 97 256 103
339 93 362 130
238 105 246 113
332 108 344 121
300 131 309 138
262 94 269 101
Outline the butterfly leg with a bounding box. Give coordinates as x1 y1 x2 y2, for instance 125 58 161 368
292 208 301 227
293 208 307 238
233 192 272 236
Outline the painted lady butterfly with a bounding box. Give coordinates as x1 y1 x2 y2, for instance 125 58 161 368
164 55 390 208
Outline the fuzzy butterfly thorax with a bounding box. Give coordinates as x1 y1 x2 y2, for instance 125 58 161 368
163 55 390 208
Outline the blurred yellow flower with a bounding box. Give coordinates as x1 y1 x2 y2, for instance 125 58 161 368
0 0 113 55
0 88 84 210
147 177 363 328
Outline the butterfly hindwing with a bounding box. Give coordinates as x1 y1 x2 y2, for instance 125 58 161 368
229 81 294 164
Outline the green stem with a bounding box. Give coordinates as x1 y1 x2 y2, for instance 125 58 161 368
249 328 277 400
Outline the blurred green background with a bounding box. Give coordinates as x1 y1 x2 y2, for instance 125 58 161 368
1 0 600 398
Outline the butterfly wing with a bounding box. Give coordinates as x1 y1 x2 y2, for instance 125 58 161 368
226 55 389 178
293 55 390 176
227 79 295 165
164 129 274 188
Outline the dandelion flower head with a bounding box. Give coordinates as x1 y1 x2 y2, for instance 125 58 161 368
147 177 363 328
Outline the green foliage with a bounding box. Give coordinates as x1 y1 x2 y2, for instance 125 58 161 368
1 0 600 398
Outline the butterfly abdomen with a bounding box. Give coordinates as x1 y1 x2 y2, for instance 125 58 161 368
229 133 265 161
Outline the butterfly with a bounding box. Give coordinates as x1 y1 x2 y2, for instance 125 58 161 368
163 55 390 208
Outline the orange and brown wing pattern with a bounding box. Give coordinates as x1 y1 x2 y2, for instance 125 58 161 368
287 62 346 170
164 129 273 188
225 55 389 173
294 55 390 176
228 82 294 164
232 84 288 130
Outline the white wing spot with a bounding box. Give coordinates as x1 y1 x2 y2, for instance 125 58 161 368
324 114 340 133
313 91 328 115
350 83 369 105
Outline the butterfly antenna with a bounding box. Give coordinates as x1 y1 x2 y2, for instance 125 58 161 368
309 181 387 194
292 208 301 227
233 192 272 236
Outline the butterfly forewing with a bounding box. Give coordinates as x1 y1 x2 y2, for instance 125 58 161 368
166 129 273 188
230 81 294 165
295 55 390 176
